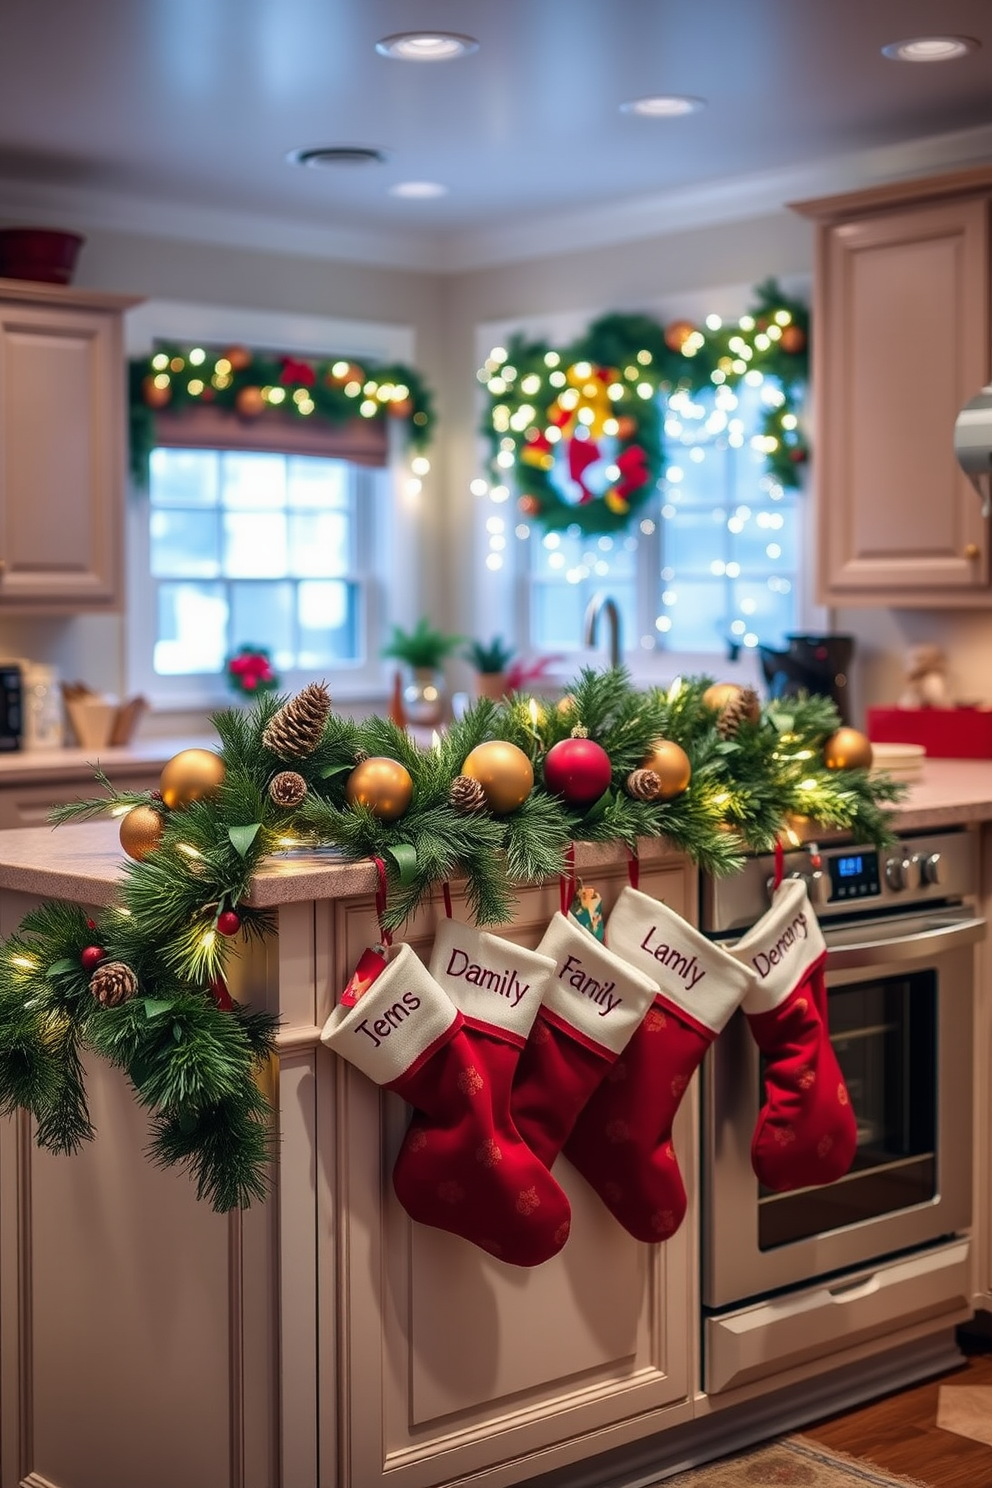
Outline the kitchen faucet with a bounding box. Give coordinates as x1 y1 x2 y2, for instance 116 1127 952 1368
582 593 622 670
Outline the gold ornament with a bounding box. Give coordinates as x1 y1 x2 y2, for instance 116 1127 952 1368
224 345 252 372
461 740 534 815
614 415 638 440
159 748 226 810
642 739 692 799
823 727 873 771
235 385 265 418
664 319 696 353
119 804 165 861
780 323 807 355
388 397 414 419
345 757 414 822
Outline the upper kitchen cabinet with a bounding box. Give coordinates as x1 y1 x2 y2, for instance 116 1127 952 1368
793 167 992 607
0 279 141 611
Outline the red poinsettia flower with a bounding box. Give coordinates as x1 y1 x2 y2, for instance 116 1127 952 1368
225 646 281 698
279 357 317 387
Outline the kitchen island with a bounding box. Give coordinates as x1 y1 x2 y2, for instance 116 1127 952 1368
0 760 987 1488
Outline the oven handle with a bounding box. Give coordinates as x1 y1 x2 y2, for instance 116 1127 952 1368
825 915 986 969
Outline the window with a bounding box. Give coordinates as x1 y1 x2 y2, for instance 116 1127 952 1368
148 447 372 677
473 291 818 680
526 380 800 658
125 301 422 710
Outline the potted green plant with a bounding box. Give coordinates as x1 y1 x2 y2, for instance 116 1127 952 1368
463 636 516 702
382 617 462 725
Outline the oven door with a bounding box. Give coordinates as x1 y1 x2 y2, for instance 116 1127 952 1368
702 906 983 1311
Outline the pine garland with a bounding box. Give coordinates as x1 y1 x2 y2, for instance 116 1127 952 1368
0 669 903 1212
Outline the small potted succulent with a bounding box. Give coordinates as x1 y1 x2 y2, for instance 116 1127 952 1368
382 617 462 725
464 636 516 702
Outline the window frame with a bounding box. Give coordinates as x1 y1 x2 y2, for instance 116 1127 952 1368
125 300 421 713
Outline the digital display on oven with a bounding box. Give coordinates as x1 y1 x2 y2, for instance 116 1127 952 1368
827 850 881 900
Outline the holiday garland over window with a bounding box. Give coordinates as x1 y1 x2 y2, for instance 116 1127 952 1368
129 341 436 482
479 278 809 536
0 671 898 1212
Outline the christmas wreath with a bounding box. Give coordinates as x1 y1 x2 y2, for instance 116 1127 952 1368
129 341 436 483
480 279 809 535
0 672 899 1213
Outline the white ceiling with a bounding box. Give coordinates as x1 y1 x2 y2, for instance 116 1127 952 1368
3 0 992 271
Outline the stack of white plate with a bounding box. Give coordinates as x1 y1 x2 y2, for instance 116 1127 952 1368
870 741 926 779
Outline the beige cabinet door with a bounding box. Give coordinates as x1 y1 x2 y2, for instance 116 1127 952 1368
808 194 991 605
326 858 697 1488
0 283 138 610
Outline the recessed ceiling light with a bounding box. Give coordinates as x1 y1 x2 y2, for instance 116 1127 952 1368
882 35 979 62
287 145 389 168
376 32 478 62
389 181 449 199
620 95 706 118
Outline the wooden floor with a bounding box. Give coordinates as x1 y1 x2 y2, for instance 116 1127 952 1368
802 1332 992 1487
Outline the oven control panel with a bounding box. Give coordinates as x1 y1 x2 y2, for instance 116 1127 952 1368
702 828 978 935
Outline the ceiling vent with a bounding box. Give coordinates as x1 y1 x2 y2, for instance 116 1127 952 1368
287 146 389 168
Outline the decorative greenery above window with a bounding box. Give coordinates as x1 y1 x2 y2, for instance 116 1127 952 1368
477 278 809 538
129 341 437 483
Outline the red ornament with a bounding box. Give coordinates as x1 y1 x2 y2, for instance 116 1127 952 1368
543 738 612 806
81 945 106 971
216 910 242 937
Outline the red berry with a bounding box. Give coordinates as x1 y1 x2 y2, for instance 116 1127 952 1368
543 738 612 806
81 945 106 971
216 910 242 937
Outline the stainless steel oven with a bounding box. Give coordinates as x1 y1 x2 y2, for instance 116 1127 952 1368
699 827 983 1393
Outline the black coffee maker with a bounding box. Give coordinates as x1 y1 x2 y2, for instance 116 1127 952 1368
757 634 854 725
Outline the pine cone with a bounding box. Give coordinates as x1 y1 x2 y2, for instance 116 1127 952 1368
353 747 369 764
450 774 487 814
262 682 332 758
269 770 307 808
717 686 760 739
626 768 662 801
89 961 138 1007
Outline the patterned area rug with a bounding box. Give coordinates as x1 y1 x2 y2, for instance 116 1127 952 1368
663 1434 929 1486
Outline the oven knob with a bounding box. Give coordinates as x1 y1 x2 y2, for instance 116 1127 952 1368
884 855 912 890
917 852 944 887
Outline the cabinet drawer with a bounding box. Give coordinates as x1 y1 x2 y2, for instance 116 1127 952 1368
704 1237 971 1394
0 770 161 829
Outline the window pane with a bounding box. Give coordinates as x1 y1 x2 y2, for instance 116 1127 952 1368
288 511 351 575
229 581 295 667
658 579 731 651
298 580 360 665
155 582 227 674
287 456 351 510
150 509 220 578
220 451 286 509
533 582 584 649
223 512 288 576
149 448 219 507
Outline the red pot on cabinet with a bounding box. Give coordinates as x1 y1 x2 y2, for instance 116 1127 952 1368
0 228 85 284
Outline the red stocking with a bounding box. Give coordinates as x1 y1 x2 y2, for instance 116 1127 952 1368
563 887 755 1242
511 910 659 1168
322 941 571 1266
731 877 858 1192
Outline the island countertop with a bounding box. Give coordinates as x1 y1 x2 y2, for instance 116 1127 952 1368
0 757 985 910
